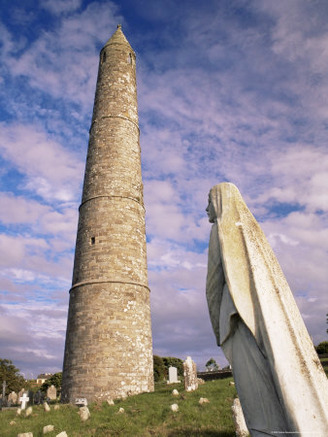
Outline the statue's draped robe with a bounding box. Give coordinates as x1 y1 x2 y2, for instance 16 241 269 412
206 183 328 437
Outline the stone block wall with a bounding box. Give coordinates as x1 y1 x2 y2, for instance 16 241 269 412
62 26 154 403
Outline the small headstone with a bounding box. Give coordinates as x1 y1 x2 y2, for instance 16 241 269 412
232 398 249 437
17 433 33 437
28 390 34 405
172 389 179 396
47 385 57 400
168 366 179 384
25 406 33 417
183 356 198 392
18 389 26 399
56 432 68 437
107 399 114 405
34 391 42 405
54 404 60 410
170 403 179 412
2 380 6 405
44 402 51 412
199 397 210 404
43 425 55 434
229 381 235 386
197 377 205 385
8 391 18 405
75 397 88 407
118 407 125 414
16 408 22 415
19 393 30 410
10 420 16 425
78 406 90 421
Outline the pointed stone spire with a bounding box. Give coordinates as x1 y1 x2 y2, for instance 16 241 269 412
103 24 134 52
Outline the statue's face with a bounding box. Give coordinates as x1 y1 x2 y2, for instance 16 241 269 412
206 196 217 223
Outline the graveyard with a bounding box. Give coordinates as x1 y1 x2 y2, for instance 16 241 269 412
0 377 237 436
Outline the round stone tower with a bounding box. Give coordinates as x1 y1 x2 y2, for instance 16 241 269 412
61 26 154 403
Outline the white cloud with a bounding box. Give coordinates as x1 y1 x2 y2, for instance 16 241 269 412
0 123 84 202
5 2 122 108
41 0 82 15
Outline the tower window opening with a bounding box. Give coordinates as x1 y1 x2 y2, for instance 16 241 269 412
102 51 106 64
90 236 96 245
128 53 132 64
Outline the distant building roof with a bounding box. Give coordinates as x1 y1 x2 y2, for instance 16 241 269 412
37 373 52 379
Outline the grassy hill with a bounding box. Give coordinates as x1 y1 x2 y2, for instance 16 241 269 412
0 378 237 436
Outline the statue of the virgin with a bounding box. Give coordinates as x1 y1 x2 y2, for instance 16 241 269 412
206 182 328 436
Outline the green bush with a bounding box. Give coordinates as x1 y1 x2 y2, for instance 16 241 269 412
316 341 328 355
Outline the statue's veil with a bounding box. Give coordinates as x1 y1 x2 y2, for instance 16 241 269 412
208 182 328 431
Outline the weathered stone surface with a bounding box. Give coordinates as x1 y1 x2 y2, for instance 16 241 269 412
61 25 153 404
199 397 210 404
25 406 33 417
168 366 178 384
231 398 249 437
54 404 60 410
47 385 56 400
43 425 55 434
118 407 125 414
17 433 33 437
43 402 51 412
172 389 179 396
78 406 90 422
8 391 18 404
183 356 198 392
206 182 328 434
56 433 68 437
170 403 179 412
16 408 22 415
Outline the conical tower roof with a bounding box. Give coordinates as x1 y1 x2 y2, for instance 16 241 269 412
103 24 134 53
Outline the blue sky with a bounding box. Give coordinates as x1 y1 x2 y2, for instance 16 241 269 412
0 0 327 378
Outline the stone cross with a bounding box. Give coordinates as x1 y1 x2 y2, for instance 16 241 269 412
19 392 30 409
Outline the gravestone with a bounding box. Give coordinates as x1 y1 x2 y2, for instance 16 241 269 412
168 366 179 384
232 398 249 437
47 385 57 400
18 388 25 399
8 391 18 405
75 397 88 407
1 380 7 407
183 356 198 392
28 390 34 405
78 406 90 422
34 390 42 405
43 425 55 434
19 393 30 410
25 406 33 417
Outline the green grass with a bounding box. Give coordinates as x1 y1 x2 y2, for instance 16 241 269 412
0 379 237 436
